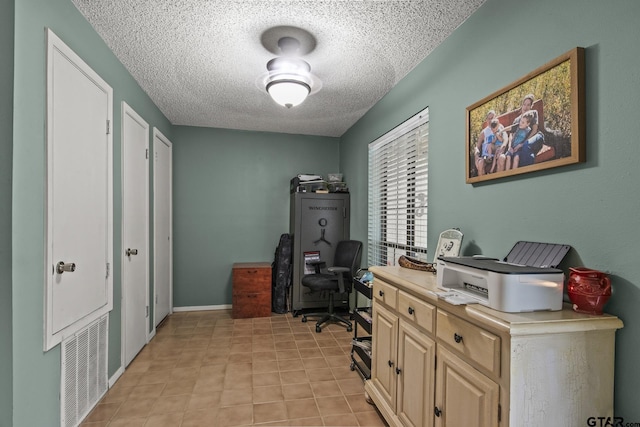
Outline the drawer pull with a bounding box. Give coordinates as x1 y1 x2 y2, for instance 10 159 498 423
388 360 394 367
434 407 442 417
379 290 384 297
407 307 414 315
395 367 402 375
454 333 463 343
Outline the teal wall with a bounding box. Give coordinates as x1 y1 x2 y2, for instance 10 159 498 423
172 126 339 307
11 0 172 424
341 0 640 420
0 0 14 424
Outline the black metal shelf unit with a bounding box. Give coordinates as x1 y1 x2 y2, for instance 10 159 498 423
350 278 372 380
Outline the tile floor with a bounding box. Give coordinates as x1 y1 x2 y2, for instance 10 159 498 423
81 310 387 426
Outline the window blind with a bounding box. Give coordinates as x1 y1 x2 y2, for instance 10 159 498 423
368 107 429 266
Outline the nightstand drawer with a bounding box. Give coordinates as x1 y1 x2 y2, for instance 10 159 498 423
232 262 271 293
436 309 500 376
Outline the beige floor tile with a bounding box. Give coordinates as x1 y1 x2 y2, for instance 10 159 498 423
282 382 314 400
324 413 359 426
253 401 288 424
215 404 253 426
338 378 366 395
220 388 254 407
106 418 146 427
286 417 324 426
143 412 183 426
355 410 388 426
345 393 377 414
112 398 156 420
186 391 222 411
128 383 165 400
302 357 329 370
284 397 320 419
279 358 305 372
83 402 121 422
149 394 190 415
87 311 386 427
181 408 219 426
316 395 352 417
253 385 284 403
279 369 308 385
311 380 343 398
251 363 282 382
306 367 335 382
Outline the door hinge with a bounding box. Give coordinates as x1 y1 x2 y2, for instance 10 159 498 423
434 355 437 370
106 262 110 278
145 148 149 159
146 306 149 317
106 120 111 135
343 207 346 218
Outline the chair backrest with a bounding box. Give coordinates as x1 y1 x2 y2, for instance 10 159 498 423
333 240 363 282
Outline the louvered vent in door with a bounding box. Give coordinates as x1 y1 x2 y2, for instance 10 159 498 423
61 314 108 427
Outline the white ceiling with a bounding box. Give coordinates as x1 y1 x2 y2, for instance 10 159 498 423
72 0 485 137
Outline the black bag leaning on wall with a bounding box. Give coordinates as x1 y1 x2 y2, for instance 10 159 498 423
271 233 293 314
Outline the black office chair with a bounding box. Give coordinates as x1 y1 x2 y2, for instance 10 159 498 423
301 240 362 333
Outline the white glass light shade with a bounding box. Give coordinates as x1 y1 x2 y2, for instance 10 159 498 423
266 79 310 108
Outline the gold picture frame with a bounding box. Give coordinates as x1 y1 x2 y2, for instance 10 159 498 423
466 47 585 184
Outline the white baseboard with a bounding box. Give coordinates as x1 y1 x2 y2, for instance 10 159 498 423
108 366 124 388
172 304 232 312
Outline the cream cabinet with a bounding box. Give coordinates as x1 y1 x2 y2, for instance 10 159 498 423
364 266 624 427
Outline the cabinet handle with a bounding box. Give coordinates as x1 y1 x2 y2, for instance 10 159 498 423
395 367 402 375
434 407 442 417
454 333 463 343
379 290 384 297
408 307 414 315
388 360 394 367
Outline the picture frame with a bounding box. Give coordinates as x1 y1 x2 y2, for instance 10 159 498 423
466 47 585 184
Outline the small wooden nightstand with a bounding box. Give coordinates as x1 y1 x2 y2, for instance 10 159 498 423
232 262 272 319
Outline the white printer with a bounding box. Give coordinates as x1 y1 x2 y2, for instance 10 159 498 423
436 242 570 313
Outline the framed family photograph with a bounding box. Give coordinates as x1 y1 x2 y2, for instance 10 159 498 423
466 47 585 184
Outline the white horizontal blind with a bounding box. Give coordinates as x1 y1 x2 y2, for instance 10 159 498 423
368 108 429 266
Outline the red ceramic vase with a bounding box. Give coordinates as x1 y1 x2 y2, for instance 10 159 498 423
567 267 611 315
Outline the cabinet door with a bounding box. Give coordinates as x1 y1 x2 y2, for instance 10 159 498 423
397 320 436 427
434 346 499 427
371 303 399 411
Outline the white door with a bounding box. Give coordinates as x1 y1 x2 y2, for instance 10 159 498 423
153 129 172 325
45 29 113 350
122 102 149 366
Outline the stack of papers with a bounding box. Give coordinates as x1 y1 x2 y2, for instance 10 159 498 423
428 290 479 306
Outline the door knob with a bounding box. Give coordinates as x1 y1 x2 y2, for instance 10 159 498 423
56 261 76 274
126 248 138 257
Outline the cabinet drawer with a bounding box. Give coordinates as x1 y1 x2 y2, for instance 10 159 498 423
232 292 271 318
398 290 435 334
372 279 398 309
233 265 271 293
436 309 500 376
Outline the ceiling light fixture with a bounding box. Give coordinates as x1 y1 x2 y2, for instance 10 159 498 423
265 37 313 108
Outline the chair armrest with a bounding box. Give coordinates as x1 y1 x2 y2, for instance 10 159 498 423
306 260 326 274
328 267 350 293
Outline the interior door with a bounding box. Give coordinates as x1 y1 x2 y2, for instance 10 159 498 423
45 29 113 350
122 102 149 366
153 129 172 326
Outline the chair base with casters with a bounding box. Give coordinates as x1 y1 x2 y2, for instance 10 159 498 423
301 291 353 333
300 240 362 333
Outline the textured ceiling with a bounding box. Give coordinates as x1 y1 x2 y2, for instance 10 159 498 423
72 0 485 137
